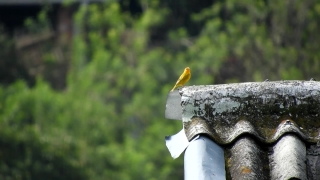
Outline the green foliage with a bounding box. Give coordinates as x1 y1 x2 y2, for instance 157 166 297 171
1 0 320 179
24 7 51 34
0 81 88 180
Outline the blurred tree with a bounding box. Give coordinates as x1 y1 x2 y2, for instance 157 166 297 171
189 0 320 82
0 81 88 180
0 27 33 86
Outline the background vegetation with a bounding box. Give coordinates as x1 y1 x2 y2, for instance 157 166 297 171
1 0 320 179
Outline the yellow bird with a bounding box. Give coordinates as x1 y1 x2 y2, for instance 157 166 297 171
171 67 191 92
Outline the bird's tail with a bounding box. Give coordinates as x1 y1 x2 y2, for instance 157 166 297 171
170 85 177 92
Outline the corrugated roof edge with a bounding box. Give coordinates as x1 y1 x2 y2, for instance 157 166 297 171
224 134 315 179
184 117 318 144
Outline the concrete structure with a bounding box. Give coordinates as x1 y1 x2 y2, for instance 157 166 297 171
166 80 320 180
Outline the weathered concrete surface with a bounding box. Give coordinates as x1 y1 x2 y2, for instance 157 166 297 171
307 144 320 180
226 136 269 180
270 134 306 180
179 81 320 144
